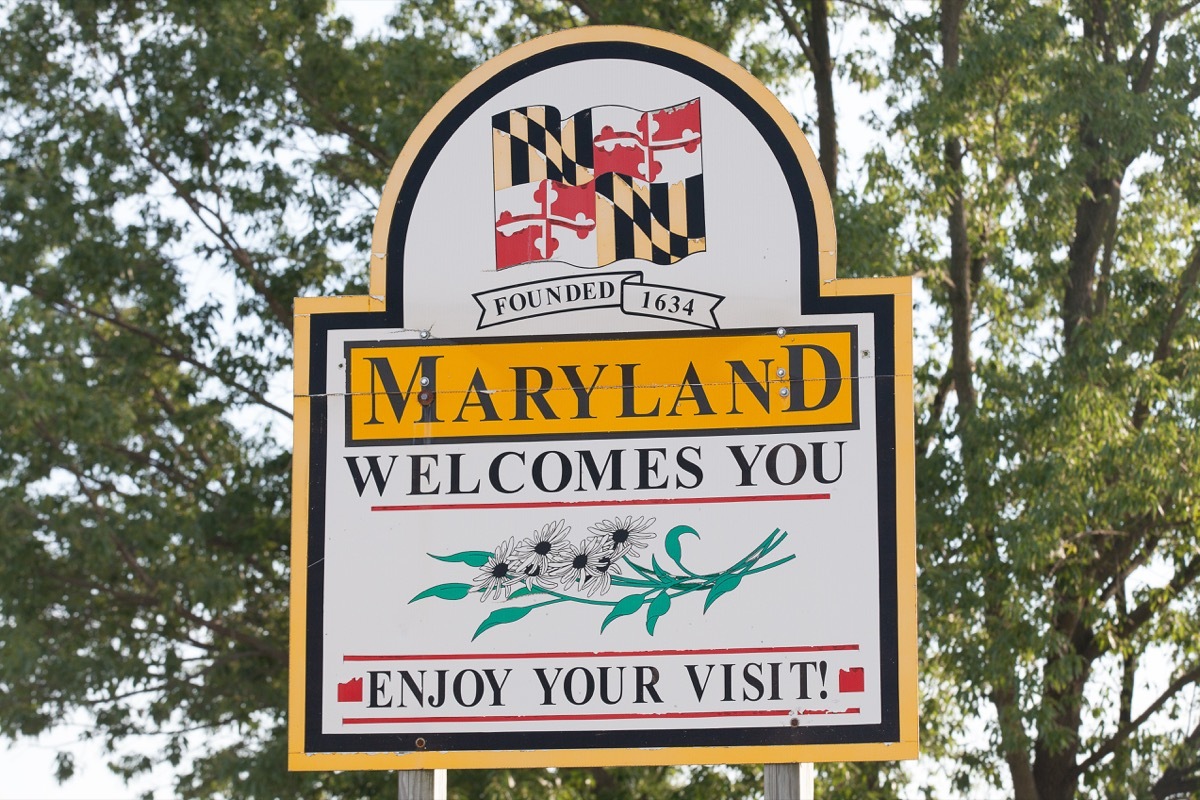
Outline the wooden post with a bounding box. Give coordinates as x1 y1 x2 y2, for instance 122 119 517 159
398 769 447 800
764 763 814 800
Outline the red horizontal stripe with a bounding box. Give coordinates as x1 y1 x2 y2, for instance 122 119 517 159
343 644 859 662
342 708 861 725
372 493 830 513
342 709 787 725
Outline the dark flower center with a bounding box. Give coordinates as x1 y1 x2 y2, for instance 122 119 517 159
597 558 612 573
535 541 552 555
612 528 630 544
572 553 588 569
491 563 509 578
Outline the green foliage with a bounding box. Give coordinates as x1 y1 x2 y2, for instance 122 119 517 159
2 0 1199 799
447 763 763 800
891 2 1200 798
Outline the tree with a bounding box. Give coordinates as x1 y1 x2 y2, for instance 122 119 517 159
2 1 1199 799
887 1 1200 798
0 1 463 796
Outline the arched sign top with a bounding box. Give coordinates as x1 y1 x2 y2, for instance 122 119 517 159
367 27 836 336
291 26 915 773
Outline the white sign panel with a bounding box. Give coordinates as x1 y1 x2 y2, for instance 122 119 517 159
290 26 916 771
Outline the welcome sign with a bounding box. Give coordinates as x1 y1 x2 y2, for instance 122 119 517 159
290 27 917 771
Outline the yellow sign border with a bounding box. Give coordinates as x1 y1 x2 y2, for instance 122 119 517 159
290 25 916 770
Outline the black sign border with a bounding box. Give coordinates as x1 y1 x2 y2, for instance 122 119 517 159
302 37 900 758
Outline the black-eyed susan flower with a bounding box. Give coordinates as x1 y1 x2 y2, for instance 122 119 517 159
584 553 623 597
587 515 656 558
472 537 519 601
514 519 571 589
557 536 609 590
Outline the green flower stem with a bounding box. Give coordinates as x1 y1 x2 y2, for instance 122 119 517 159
743 554 796 575
609 576 664 589
722 545 771 574
622 555 719 582
610 574 706 591
623 558 659 579
663 584 712 600
745 531 784 560
724 530 787 574
525 598 568 611
528 587 619 607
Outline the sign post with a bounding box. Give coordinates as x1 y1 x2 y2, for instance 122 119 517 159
765 762 814 799
397 769 445 800
291 26 916 778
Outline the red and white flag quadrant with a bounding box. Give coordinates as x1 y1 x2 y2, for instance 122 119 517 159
493 100 706 270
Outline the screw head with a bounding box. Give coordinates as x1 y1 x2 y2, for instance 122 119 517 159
776 327 786 337
419 329 430 339
779 387 790 398
420 376 430 386
776 367 786 378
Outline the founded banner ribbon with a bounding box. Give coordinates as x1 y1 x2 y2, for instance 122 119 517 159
473 272 723 329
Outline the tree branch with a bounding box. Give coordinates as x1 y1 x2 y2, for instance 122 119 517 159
1075 662 1200 775
1130 10 1167 94
1133 238 1200 429
772 0 817 63
1128 3 1199 94
111 79 294 335
919 369 955 455
1111 556 1200 647
1152 239 1200 366
34 457 287 667
839 0 922 35
17 282 292 420
1153 717 1200 800
570 0 602 24
289 80 392 166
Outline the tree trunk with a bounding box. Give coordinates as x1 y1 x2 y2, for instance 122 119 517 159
806 0 837 198
1062 169 1121 349
939 0 975 415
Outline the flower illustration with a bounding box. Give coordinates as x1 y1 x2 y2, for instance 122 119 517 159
514 519 571 589
587 515 656 558
558 536 610 590
472 537 519 601
584 553 622 597
412 521 795 642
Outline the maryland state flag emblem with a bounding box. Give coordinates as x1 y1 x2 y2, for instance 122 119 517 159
493 99 705 269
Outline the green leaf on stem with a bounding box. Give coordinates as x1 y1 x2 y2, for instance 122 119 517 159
703 573 742 612
429 551 492 568
665 525 700 569
472 604 536 640
601 592 647 633
409 583 473 602
646 591 672 635
651 555 672 583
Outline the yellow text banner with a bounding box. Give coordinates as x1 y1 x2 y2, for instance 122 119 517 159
346 329 857 443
